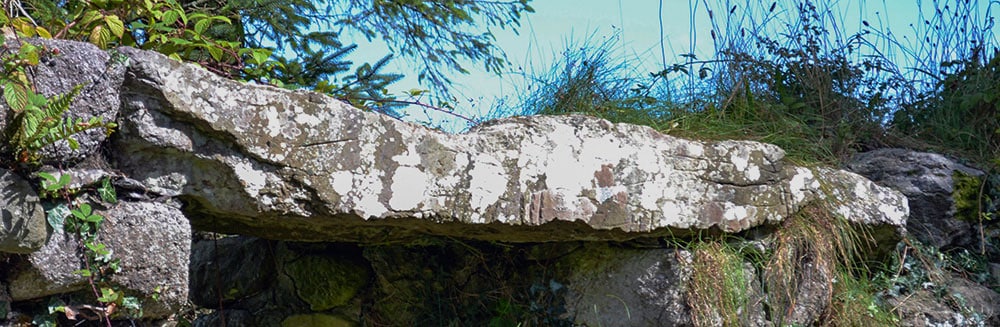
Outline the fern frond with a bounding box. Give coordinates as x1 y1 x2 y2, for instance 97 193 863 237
44 84 83 119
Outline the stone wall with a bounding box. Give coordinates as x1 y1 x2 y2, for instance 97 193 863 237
0 38 993 326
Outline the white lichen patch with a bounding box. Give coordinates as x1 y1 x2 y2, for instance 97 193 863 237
660 201 683 220
330 171 354 196
351 169 388 218
232 159 267 196
746 165 761 181
391 146 422 167
724 205 749 222
879 202 908 226
294 112 321 127
388 166 428 210
263 107 282 137
467 154 507 212
731 148 750 172
685 143 705 157
789 167 819 202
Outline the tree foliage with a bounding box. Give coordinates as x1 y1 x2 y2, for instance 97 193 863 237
11 0 533 118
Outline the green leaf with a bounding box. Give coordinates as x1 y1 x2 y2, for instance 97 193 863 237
89 25 111 48
4 81 28 112
99 177 117 203
72 203 92 219
74 269 92 277
97 287 120 303
194 19 210 35
207 46 223 61
80 10 103 26
35 27 52 39
67 137 79 150
104 15 125 38
249 49 272 65
38 171 56 183
87 242 110 256
19 43 39 65
162 10 180 24
168 37 192 46
57 173 70 188
46 203 70 232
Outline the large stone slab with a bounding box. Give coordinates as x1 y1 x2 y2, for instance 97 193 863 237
111 46 907 243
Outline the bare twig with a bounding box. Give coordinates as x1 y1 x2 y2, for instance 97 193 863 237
350 96 478 124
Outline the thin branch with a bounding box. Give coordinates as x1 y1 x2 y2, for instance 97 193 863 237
350 96 477 124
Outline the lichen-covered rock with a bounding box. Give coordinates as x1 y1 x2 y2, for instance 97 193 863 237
6 223 83 299
100 201 190 317
0 170 46 253
6 201 189 318
112 46 908 244
847 149 982 249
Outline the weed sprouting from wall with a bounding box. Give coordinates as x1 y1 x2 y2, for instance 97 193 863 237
687 240 756 326
683 203 898 327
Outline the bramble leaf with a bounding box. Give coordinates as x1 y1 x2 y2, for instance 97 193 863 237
4 81 28 112
104 15 125 38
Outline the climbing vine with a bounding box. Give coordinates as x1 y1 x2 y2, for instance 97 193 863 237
34 172 140 325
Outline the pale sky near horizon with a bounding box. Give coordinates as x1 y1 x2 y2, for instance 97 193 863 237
341 0 999 132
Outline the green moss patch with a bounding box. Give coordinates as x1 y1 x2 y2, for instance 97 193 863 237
285 254 370 311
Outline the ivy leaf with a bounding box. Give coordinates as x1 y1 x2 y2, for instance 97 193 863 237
46 203 70 232
98 177 117 204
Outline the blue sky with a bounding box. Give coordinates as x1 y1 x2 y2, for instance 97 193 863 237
341 1 998 131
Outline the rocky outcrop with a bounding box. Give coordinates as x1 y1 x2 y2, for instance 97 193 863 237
0 39 915 326
848 149 984 250
848 149 1000 326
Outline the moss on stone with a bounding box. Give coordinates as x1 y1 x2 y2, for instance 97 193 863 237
281 313 355 327
953 171 984 222
284 254 369 311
